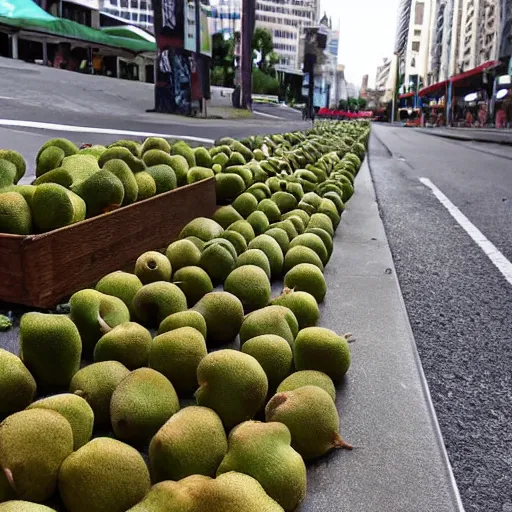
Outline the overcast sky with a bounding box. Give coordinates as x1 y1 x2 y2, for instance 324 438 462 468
321 0 400 87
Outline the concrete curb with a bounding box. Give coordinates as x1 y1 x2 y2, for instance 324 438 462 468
417 128 512 147
298 155 465 511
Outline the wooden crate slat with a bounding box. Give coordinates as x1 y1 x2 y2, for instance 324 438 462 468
0 178 216 308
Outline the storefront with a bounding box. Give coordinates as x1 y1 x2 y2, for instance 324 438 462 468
446 60 500 127
492 75 512 128
0 0 155 77
418 80 448 127
397 91 420 125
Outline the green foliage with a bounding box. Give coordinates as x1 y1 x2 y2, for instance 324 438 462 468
252 68 279 95
338 99 348 110
252 27 275 74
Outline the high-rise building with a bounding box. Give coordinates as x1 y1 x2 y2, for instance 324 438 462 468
346 82 359 99
500 0 512 58
360 74 369 97
402 0 436 89
209 0 241 37
457 0 500 71
99 0 154 32
255 0 320 72
395 0 413 54
375 58 392 92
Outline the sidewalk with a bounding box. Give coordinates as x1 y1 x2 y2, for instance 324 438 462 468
299 152 464 512
416 126 512 146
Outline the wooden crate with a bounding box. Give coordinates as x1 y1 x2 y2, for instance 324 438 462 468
0 178 216 308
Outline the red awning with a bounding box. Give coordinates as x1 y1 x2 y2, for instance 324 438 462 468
398 92 415 99
449 60 500 85
418 80 448 97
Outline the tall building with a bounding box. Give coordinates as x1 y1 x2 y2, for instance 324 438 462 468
255 0 320 72
209 0 241 37
375 58 392 92
335 64 348 104
395 0 413 54
346 82 359 98
457 0 500 71
360 74 369 97
99 0 154 32
500 0 512 58
403 0 436 89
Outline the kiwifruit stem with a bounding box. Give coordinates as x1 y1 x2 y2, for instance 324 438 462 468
3 467 15 490
98 314 112 334
333 434 353 450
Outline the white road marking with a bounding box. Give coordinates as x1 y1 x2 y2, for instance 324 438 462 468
253 110 283 120
0 119 215 144
420 177 512 286
0 96 16 100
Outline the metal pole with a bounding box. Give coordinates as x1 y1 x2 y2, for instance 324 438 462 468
391 54 398 123
447 81 453 126
490 75 497 123
195 0 200 55
42 41 48 66
241 0 255 110
11 34 19 60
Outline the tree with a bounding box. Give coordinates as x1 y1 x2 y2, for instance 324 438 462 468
338 99 348 110
348 98 359 111
357 98 367 109
212 33 235 87
252 27 274 73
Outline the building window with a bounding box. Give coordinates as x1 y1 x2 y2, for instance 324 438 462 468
414 2 424 24
412 41 420 51
120 0 128 8
414 29 421 36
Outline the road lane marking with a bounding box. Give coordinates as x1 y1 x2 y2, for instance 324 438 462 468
253 110 283 119
0 119 215 144
420 177 512 286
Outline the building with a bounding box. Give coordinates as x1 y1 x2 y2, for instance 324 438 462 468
395 0 413 55
346 82 358 98
376 58 392 91
374 57 395 104
209 0 241 37
99 0 154 33
255 0 320 73
456 0 500 71
37 0 101 28
500 0 512 59
335 64 348 103
322 18 339 106
402 0 436 90
360 74 369 97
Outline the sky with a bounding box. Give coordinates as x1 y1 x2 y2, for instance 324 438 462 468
321 0 400 88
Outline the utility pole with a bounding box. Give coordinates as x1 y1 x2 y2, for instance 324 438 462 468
241 0 255 109
304 27 316 121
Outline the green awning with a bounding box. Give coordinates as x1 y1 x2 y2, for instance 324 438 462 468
0 0 156 53
101 25 155 44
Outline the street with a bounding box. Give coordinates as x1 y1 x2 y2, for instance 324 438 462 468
1 64 512 510
371 125 512 512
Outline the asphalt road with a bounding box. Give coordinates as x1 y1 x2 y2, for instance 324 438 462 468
370 125 512 512
0 56 307 158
